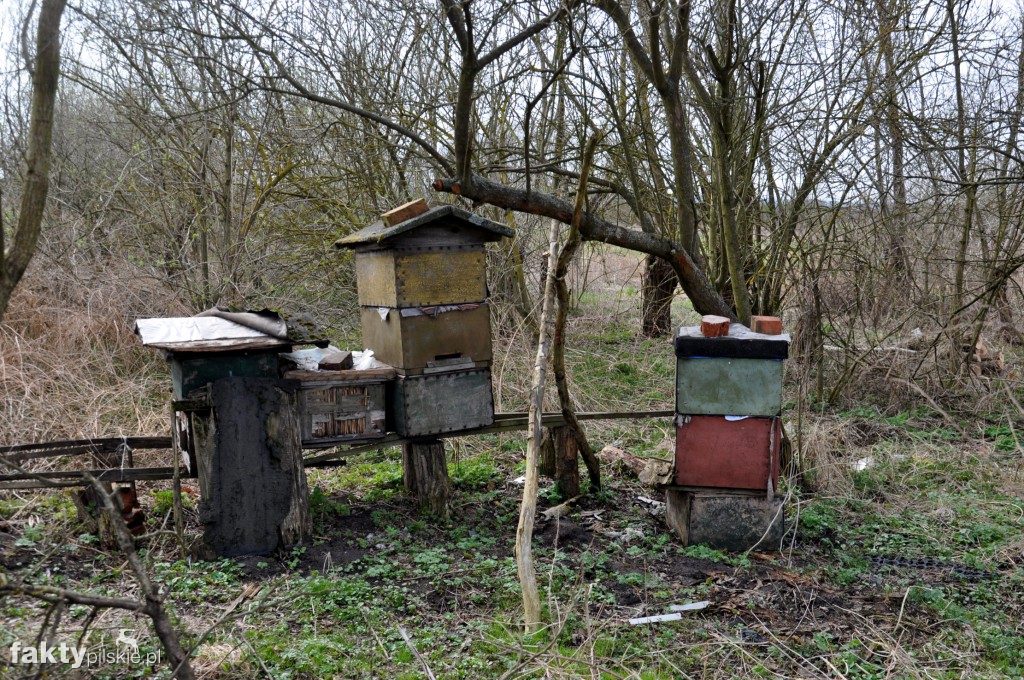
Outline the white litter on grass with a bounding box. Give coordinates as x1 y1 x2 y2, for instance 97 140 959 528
629 613 682 625
853 456 875 472
630 601 711 625
669 600 710 612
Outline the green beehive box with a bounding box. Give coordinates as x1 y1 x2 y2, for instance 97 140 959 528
170 350 281 399
675 357 783 416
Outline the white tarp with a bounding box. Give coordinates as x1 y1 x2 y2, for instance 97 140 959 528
134 317 273 346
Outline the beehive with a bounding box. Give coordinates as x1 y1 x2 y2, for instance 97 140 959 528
335 202 512 435
335 204 511 377
668 321 790 550
284 367 396 447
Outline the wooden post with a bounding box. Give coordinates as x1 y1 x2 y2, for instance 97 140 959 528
401 439 451 518
191 377 311 557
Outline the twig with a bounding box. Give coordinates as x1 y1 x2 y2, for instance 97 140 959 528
397 625 437 680
84 474 195 679
889 379 966 436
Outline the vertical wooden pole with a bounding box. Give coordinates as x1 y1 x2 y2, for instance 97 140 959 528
401 439 451 518
551 426 580 499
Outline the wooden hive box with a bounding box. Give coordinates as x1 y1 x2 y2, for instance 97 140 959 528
674 324 789 417
359 304 492 375
387 366 494 438
134 317 292 399
284 367 396 448
665 487 784 551
674 415 781 491
335 204 514 309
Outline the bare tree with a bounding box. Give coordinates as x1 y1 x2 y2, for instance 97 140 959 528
0 0 66 321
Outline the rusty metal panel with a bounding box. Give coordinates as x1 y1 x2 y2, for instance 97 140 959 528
355 248 487 307
170 350 280 399
360 304 492 373
674 415 781 491
665 487 785 551
676 357 783 416
388 368 494 437
293 378 388 447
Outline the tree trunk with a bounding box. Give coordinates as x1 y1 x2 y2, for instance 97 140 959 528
641 254 678 337
0 0 66 321
401 439 451 518
191 377 311 557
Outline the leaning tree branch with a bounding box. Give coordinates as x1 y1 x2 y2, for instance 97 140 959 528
432 174 735 319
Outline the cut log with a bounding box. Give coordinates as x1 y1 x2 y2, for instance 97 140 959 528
401 439 451 517
549 426 579 498
700 315 731 337
598 445 673 487
191 377 311 557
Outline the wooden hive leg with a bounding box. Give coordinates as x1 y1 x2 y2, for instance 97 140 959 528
401 439 452 518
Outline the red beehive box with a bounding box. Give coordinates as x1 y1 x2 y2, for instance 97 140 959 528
675 415 781 491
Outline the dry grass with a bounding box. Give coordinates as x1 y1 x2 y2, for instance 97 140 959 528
0 260 183 455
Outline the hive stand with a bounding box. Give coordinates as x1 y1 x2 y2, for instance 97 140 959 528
190 377 311 557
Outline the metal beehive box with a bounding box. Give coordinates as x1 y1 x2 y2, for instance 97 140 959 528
676 357 783 417
674 415 781 491
285 368 396 448
387 367 494 437
360 303 492 374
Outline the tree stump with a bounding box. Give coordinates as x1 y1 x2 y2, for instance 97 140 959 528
401 439 452 518
191 377 311 557
539 427 581 497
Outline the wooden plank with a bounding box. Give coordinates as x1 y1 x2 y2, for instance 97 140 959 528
0 436 172 454
0 466 183 488
381 198 429 227
283 367 396 382
299 410 675 463
144 337 289 352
